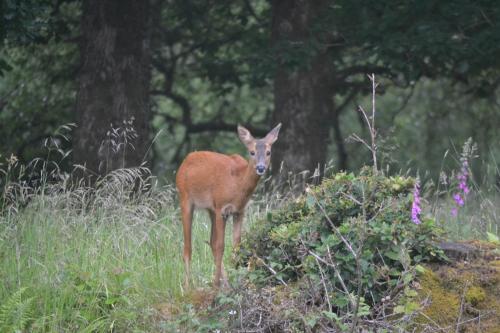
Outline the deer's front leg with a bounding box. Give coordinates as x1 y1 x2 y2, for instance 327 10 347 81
232 211 243 248
212 210 226 288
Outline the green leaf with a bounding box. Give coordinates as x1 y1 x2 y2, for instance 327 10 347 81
305 314 318 328
486 232 499 244
404 301 420 314
332 296 349 308
105 296 120 305
322 310 340 321
306 194 316 209
393 305 405 314
385 250 400 261
404 288 418 297
415 264 426 274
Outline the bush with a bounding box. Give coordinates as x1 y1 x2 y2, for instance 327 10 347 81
232 168 445 331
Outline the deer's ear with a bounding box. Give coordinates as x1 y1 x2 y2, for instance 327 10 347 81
264 123 282 145
237 125 254 146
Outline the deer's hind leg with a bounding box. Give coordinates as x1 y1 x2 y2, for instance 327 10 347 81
180 199 194 288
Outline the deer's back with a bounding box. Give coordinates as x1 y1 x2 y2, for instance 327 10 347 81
176 151 248 210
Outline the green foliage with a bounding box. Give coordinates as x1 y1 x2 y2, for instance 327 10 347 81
236 169 445 311
1 0 51 44
0 287 35 332
332 0 500 86
487 231 500 244
63 265 137 329
0 1 79 164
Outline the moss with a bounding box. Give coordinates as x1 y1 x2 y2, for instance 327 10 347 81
418 269 460 327
416 242 500 332
465 286 486 306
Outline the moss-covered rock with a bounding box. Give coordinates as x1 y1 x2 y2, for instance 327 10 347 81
465 286 486 306
418 269 460 326
417 242 500 332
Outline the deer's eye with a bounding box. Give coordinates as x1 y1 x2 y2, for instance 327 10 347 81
266 151 271 156
250 151 256 156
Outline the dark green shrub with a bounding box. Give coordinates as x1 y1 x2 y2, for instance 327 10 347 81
232 169 445 330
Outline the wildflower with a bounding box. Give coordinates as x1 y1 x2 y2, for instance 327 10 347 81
458 182 470 194
451 156 470 216
451 207 458 217
453 193 464 206
411 180 422 224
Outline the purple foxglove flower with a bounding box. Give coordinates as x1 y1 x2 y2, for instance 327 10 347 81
411 181 422 224
453 193 464 206
451 207 458 217
451 158 470 217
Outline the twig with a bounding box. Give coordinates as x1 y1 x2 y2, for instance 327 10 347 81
348 73 380 174
442 311 494 332
350 186 368 333
306 188 357 259
307 248 356 309
312 250 333 312
254 255 288 286
368 73 379 173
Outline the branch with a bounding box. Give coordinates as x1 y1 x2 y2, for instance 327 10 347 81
188 121 267 136
335 89 359 115
152 54 268 139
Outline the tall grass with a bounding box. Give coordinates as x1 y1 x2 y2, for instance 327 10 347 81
0 164 268 331
426 139 500 240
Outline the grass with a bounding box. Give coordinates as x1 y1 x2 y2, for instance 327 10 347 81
0 173 266 332
432 193 500 241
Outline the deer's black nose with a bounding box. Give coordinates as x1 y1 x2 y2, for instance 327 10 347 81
256 165 265 175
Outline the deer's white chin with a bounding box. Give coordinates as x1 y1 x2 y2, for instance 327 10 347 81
256 170 265 176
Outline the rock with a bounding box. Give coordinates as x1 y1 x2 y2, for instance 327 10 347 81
438 242 480 261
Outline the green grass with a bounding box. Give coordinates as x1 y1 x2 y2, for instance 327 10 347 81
0 186 262 332
432 194 500 241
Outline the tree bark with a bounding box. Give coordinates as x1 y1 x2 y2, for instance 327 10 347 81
74 0 151 176
332 108 348 171
270 0 332 179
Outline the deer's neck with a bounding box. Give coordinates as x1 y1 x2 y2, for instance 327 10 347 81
241 159 261 197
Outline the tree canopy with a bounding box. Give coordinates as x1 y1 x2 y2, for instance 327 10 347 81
1 0 499 181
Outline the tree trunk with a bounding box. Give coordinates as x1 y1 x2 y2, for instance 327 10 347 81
74 0 151 177
270 0 332 180
332 108 348 171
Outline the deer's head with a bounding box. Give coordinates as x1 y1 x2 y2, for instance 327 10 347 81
237 123 282 176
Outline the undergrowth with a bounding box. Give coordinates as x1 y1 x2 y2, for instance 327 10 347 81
221 169 445 332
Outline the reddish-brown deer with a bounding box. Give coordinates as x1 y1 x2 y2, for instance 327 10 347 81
176 124 282 288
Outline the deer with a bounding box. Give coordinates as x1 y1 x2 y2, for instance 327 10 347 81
176 123 282 288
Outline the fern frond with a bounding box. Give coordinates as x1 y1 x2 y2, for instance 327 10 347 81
0 287 35 332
